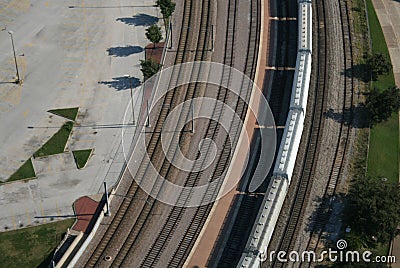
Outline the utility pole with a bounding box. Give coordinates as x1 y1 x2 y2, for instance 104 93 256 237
146 99 151 127
104 182 110 217
211 25 215 52
191 101 194 133
168 19 173 49
8 31 20 84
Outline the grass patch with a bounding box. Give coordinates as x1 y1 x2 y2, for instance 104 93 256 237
365 0 399 182
72 149 93 169
33 121 74 158
4 158 36 183
48 107 79 121
368 113 399 182
0 219 74 268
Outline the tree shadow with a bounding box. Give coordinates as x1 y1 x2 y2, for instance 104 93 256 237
305 196 333 234
342 63 376 82
324 104 370 128
107 45 144 57
98 76 140 91
305 194 347 242
116 13 159 26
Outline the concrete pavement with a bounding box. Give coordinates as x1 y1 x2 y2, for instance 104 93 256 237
0 0 160 230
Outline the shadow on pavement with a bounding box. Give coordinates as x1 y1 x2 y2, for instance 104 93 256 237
99 76 140 91
107 45 144 57
116 13 159 26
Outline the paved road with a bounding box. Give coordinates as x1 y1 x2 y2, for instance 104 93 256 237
370 0 400 266
0 0 160 230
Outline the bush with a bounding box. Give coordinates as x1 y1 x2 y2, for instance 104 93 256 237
365 86 400 124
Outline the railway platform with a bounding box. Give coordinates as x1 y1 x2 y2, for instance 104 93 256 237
72 195 103 234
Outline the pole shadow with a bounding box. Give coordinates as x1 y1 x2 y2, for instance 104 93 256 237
69 5 157 9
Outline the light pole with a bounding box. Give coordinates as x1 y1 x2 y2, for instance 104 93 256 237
124 75 135 126
7 31 20 84
103 182 110 217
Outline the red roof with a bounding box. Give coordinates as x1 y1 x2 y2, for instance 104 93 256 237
72 196 99 233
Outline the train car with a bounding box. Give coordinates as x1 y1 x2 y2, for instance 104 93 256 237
272 109 305 183
236 0 313 267
289 51 312 113
298 1 312 54
238 176 289 267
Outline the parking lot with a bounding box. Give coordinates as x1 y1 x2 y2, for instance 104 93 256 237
0 0 160 230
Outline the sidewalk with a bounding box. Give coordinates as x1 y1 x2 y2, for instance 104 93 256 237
370 0 400 266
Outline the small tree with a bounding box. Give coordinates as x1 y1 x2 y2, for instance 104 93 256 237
145 24 162 48
156 0 176 26
367 53 392 79
140 58 161 80
366 86 400 124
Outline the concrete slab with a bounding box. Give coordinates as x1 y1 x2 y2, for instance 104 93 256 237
376 11 391 26
382 26 398 47
0 0 161 231
373 0 386 9
389 48 400 73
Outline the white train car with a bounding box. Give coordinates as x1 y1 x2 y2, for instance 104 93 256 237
289 51 312 114
236 1 312 267
298 1 312 54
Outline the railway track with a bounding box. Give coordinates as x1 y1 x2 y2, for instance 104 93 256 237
81 0 262 266
303 0 354 258
140 0 261 267
137 0 213 265
82 0 212 266
268 0 354 265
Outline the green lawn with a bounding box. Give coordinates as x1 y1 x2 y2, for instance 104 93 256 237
0 219 74 268
72 149 93 169
33 121 74 158
4 158 36 183
368 114 399 182
48 107 79 121
365 0 399 183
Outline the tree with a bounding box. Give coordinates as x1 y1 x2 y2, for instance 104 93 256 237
145 24 162 48
140 58 161 80
365 86 400 124
347 177 400 243
156 0 176 25
367 53 392 79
